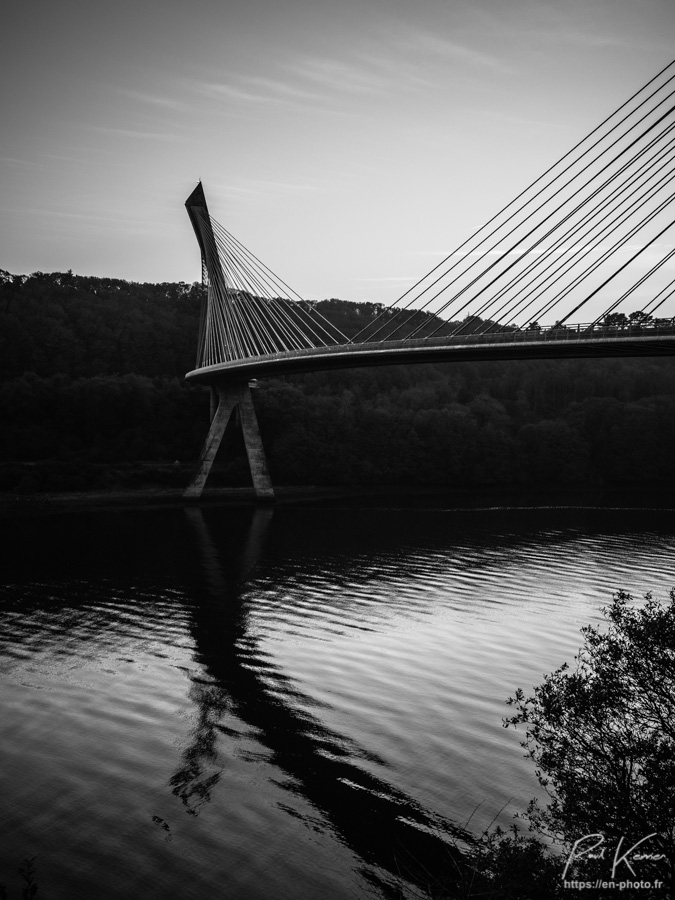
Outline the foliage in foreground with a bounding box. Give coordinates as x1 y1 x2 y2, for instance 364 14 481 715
0 857 38 899
415 589 675 899
457 826 563 899
504 589 675 896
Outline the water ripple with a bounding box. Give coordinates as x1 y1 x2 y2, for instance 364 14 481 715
2 504 675 899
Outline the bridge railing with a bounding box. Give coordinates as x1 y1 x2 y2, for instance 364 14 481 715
420 318 675 346
190 318 675 374
210 317 675 366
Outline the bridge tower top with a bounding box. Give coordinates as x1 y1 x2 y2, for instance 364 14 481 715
185 182 211 274
184 182 346 368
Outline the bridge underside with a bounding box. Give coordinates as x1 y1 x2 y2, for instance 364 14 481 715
185 332 675 385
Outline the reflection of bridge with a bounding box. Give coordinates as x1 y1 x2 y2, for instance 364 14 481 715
178 505 469 896
184 61 675 500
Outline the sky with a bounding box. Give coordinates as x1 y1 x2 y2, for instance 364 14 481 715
1 0 674 307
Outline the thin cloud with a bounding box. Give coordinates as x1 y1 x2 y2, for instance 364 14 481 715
514 4 630 52
469 107 565 128
116 88 186 111
198 46 430 113
10 207 163 238
406 32 509 71
41 153 92 163
88 126 186 142
10 209 134 224
254 180 316 192
214 179 318 200
199 82 266 103
556 31 627 49
466 3 628 53
350 48 436 91
0 157 43 169
241 75 320 102
198 76 319 109
291 57 390 94
520 17 629 51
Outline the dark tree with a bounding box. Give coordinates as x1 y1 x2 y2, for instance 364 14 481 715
505 590 675 891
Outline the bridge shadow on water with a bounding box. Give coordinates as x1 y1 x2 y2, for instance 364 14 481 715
176 505 472 898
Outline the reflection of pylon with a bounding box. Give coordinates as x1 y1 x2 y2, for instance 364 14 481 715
183 380 274 501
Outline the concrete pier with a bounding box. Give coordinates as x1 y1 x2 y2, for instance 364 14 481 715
184 381 274 501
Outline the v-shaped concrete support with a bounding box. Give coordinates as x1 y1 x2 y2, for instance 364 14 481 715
183 382 274 501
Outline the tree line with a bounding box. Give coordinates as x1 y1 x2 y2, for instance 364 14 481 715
2 269 675 492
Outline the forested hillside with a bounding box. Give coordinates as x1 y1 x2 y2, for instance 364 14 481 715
2 269 675 492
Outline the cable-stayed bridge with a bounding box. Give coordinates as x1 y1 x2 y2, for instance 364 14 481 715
184 60 675 500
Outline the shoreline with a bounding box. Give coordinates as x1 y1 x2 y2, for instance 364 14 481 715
2 482 675 518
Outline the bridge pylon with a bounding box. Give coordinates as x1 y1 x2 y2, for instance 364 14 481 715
183 380 274 501
183 182 277 501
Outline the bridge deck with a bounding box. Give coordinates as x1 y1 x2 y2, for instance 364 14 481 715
185 323 675 383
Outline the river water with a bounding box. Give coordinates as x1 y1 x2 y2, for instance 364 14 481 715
1 497 674 898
